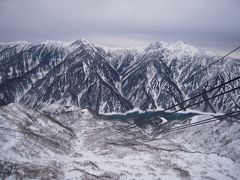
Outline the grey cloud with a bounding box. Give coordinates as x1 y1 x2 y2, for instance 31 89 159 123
0 0 239 56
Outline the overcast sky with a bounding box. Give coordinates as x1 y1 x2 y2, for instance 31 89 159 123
0 0 239 57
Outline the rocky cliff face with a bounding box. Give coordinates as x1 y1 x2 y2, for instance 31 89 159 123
120 41 240 113
0 39 239 113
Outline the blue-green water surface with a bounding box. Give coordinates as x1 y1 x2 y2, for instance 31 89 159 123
99 110 199 122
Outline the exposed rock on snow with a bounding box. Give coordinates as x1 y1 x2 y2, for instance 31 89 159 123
0 39 239 113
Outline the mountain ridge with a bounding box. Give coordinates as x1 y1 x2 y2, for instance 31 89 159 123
0 39 239 113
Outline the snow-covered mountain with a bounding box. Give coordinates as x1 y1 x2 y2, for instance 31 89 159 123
0 39 239 113
0 39 240 179
120 41 240 113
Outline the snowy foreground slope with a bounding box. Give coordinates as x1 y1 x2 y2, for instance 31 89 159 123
0 104 240 179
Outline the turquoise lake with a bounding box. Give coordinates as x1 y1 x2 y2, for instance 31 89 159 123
99 110 199 122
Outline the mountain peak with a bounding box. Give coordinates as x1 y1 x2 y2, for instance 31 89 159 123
0 41 32 53
170 41 198 56
40 40 71 48
149 41 168 47
145 41 169 52
0 41 31 45
70 38 97 52
144 40 198 57
71 38 93 46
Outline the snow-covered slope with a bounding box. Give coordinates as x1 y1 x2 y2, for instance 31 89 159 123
121 41 240 112
0 103 240 179
0 39 239 113
0 39 133 112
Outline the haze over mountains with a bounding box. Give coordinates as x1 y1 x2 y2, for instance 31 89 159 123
0 39 239 113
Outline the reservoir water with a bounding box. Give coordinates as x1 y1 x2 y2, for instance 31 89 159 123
99 110 199 122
